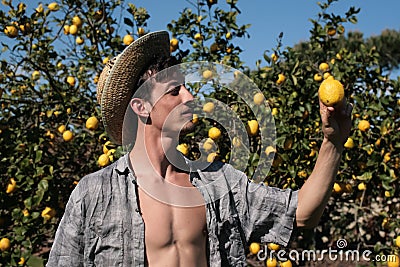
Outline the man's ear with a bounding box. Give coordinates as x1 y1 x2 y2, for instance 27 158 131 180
130 98 151 118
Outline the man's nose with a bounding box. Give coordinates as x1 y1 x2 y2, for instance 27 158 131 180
182 85 194 103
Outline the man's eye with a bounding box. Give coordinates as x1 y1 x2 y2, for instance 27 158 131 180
170 86 180 95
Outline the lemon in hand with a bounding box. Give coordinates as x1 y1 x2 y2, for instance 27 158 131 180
318 78 344 107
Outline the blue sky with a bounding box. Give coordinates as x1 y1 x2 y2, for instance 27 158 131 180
138 0 400 67
2 1 399 68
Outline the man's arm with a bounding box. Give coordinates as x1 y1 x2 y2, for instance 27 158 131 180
296 100 353 228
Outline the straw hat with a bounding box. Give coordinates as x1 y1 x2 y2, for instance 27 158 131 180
97 31 170 145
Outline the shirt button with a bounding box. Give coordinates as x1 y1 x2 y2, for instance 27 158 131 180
135 208 140 213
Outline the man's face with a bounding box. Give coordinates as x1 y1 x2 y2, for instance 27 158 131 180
146 73 195 137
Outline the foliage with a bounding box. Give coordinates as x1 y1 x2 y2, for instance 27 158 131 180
0 0 399 266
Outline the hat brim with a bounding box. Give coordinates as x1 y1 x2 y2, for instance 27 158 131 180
100 31 170 145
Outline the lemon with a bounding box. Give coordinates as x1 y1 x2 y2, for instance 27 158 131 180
18 257 25 265
271 107 278 116
202 138 215 151
41 207 56 220
327 27 336 36
202 69 213 79
385 191 391 198
35 3 44 13
192 114 199 124
138 27 145 36
358 182 366 191
318 78 344 107
170 38 179 48
123 34 134 45
0 238 11 251
176 143 189 156
358 120 370 132
103 141 113 154
203 102 215 113
246 120 259 136
32 70 40 80
333 182 343 194
22 209 29 217
266 257 278 267
48 2 59 11
271 53 278 62
323 72 332 80
68 24 78 35
63 130 74 142
297 170 307 178
63 25 70 34
276 73 285 85
72 16 83 27
194 33 203 41
57 125 66 134
253 92 265 105
314 73 323 82
102 57 109 64
6 178 17 194
280 260 292 267
387 255 399 267
170 45 178 52
4 25 18 38
98 153 110 167
267 243 280 251
336 53 342 60
225 32 232 39
67 76 76 86
319 62 329 72
249 242 260 254
383 152 391 163
76 36 84 45
395 236 400 247
344 137 354 149
208 127 222 140
86 116 99 130
207 152 217 163
265 146 275 155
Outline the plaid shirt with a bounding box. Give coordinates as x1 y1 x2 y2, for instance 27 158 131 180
47 154 298 266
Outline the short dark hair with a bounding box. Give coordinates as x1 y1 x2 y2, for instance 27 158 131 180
134 55 181 100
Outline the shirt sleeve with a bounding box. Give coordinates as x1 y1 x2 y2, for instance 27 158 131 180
238 174 298 247
46 183 86 267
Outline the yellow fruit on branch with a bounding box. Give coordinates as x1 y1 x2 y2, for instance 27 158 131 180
203 102 215 113
314 73 323 82
0 237 11 251
62 130 74 142
191 114 199 124
170 38 179 48
138 27 145 36
18 257 25 265
76 36 84 45
66 76 76 86
358 182 366 191
57 124 66 134
41 207 56 220
123 34 134 46
176 143 189 156
202 69 213 79
319 62 329 72
225 32 232 39
280 260 293 267
253 92 265 105
72 16 83 27
35 3 44 13
68 24 78 35
358 120 370 132
32 70 40 80
323 72 332 80
271 53 278 62
344 137 355 149
98 153 110 167
327 27 336 36
266 257 278 267
194 33 203 41
4 25 18 38
6 178 16 194
207 152 217 162
202 138 215 151
276 73 286 85
249 242 260 254
63 25 70 35
395 236 400 247
387 255 399 267
48 2 59 11
267 242 280 251
208 127 222 140
318 78 344 107
246 120 259 136
86 116 99 130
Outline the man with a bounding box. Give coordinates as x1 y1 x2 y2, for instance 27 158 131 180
47 31 352 266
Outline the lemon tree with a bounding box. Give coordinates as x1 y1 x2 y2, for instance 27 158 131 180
0 0 399 266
